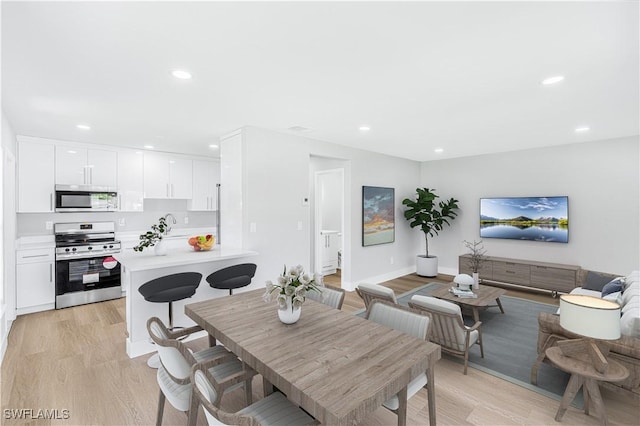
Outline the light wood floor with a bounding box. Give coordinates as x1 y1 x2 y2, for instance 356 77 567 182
2 273 637 425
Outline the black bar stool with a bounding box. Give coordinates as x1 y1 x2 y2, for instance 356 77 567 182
139 271 202 367
206 263 257 295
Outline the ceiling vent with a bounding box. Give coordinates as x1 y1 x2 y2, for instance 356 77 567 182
287 126 312 132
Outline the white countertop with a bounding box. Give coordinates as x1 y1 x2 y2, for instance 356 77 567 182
114 246 257 272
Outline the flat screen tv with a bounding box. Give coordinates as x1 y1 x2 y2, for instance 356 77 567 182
480 196 569 243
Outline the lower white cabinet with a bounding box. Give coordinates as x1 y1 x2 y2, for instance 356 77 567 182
16 248 55 314
320 231 340 275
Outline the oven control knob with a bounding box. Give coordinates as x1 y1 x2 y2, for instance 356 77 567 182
87 246 93 250
109 245 113 248
103 245 108 249
65 248 70 252
72 248 77 252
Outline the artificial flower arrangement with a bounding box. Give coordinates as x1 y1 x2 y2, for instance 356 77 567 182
263 265 324 311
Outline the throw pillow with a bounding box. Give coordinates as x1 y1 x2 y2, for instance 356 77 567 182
603 291 622 305
583 271 615 291
601 278 625 297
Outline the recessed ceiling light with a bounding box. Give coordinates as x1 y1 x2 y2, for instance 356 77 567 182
542 75 565 85
575 126 590 133
171 69 192 80
67 150 77 154
434 148 444 153
76 124 91 130
359 126 370 131
209 144 219 149
144 145 155 149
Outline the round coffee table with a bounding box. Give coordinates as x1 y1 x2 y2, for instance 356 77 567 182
545 346 628 424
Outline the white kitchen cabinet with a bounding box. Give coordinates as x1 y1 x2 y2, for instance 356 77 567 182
55 145 117 187
16 248 55 314
189 160 220 211
117 150 144 211
17 138 55 212
143 152 193 199
320 231 340 275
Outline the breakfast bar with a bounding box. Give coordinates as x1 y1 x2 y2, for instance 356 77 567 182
114 244 258 358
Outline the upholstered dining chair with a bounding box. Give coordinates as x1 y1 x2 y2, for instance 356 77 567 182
355 282 397 310
146 317 256 426
188 358 318 426
365 300 432 423
305 284 346 309
409 295 484 375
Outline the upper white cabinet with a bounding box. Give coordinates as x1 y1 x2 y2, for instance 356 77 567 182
143 153 193 199
117 150 144 211
55 145 117 187
189 160 220 211
17 138 55 212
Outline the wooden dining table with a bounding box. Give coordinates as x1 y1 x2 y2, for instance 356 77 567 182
185 289 441 426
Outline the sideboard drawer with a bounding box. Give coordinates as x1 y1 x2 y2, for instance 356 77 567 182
492 261 530 285
530 265 576 292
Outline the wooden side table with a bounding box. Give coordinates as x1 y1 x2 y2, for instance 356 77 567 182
545 346 629 425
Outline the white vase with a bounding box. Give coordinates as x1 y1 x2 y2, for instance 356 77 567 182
472 272 480 290
278 296 302 324
154 239 167 256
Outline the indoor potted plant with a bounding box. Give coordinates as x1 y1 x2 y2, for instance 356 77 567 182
402 188 459 277
464 239 488 288
133 217 168 255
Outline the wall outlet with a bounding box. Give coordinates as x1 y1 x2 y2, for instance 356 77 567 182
45 221 53 230
297 221 303 231
119 218 126 227
184 216 189 224
390 256 395 265
250 222 257 233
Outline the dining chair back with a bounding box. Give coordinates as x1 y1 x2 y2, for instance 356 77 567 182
408 295 484 374
305 284 346 310
356 282 397 310
147 317 255 425
188 359 318 426
364 300 431 422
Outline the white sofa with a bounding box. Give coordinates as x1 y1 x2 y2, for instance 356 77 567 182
535 270 640 399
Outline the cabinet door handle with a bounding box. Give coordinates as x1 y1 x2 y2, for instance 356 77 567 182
166 183 170 198
50 193 53 211
23 254 49 259
49 263 53 282
90 168 93 184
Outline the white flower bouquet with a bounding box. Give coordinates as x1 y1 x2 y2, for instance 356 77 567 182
264 265 324 311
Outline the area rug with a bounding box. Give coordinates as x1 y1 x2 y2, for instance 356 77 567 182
355 282 581 406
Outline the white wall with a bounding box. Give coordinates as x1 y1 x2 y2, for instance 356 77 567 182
421 136 640 275
233 126 421 291
1 110 18 364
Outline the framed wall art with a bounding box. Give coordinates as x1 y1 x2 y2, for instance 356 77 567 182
362 186 395 246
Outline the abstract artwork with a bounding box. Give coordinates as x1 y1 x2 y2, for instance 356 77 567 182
362 186 395 246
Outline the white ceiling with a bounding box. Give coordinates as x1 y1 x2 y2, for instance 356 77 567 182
2 1 638 161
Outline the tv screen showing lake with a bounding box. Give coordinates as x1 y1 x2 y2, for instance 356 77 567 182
480 197 569 243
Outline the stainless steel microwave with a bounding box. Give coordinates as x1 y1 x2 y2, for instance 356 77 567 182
55 185 118 212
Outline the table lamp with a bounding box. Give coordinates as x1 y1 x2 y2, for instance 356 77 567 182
558 294 621 374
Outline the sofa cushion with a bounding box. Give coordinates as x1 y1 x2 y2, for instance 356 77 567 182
583 271 617 291
603 291 622 305
621 304 640 337
622 281 640 307
602 278 625 297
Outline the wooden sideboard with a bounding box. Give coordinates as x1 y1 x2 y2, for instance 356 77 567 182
458 254 580 295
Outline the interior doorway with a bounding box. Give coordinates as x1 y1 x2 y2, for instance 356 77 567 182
310 156 348 289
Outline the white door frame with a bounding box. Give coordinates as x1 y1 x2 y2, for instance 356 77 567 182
314 168 345 285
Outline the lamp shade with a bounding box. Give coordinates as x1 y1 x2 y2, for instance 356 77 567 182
559 294 621 340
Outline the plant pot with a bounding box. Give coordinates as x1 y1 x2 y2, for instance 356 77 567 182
416 255 438 278
154 239 167 256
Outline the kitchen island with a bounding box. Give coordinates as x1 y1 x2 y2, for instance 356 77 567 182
114 244 258 358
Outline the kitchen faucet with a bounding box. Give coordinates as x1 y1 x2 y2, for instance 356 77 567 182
163 213 177 235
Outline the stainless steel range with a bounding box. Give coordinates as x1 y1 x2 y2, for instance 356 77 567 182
54 221 122 309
